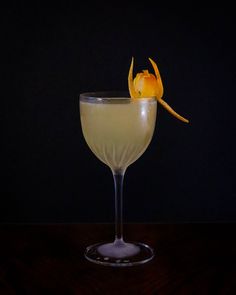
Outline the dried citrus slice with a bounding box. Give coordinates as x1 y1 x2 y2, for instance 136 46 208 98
128 57 189 123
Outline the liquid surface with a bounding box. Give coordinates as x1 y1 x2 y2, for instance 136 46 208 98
80 98 157 171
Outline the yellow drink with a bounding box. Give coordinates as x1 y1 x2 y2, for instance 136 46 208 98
80 97 157 171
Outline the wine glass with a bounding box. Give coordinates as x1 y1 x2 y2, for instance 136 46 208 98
79 91 157 267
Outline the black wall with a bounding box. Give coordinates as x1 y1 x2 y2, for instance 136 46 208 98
2 3 236 223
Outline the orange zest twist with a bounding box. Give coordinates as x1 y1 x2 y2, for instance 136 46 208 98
128 57 189 123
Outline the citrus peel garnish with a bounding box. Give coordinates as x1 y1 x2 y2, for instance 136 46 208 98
128 57 189 123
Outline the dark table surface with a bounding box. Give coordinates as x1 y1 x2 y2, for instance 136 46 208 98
0 223 236 294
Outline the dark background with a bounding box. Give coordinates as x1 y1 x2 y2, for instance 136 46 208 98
1 3 236 223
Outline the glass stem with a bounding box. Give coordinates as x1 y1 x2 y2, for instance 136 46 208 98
112 170 125 245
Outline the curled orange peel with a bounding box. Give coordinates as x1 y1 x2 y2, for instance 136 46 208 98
128 57 189 124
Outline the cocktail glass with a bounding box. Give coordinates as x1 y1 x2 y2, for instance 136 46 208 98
80 91 157 266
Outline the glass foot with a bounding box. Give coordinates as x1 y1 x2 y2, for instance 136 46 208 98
84 240 154 267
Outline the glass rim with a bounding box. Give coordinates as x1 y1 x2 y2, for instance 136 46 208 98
79 91 156 103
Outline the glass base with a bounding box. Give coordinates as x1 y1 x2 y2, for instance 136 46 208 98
84 240 154 267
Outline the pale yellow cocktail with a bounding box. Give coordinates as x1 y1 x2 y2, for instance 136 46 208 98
80 92 157 266
79 57 188 267
80 96 157 172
